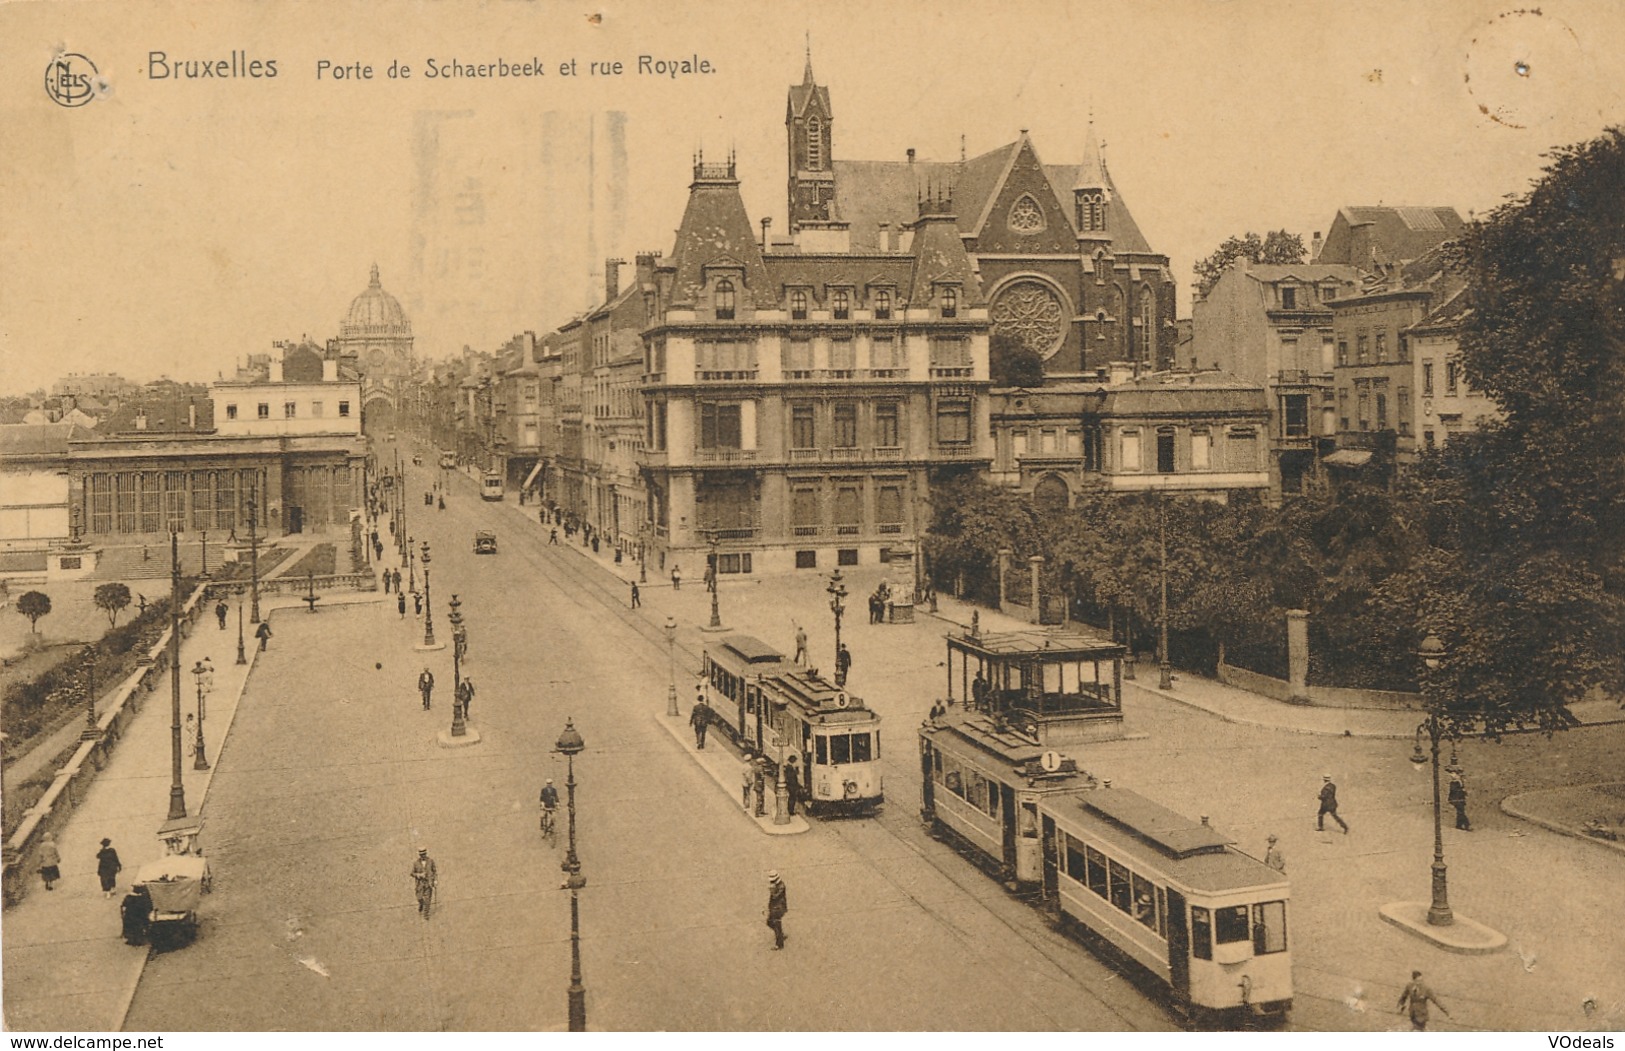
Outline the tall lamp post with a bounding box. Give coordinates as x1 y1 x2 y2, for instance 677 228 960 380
1158 493 1173 691
419 541 436 649
703 529 724 631
1417 634 1454 926
79 646 99 743
665 616 679 717
827 568 847 683
448 594 467 738
555 718 588 1032
166 528 188 820
234 585 247 665
190 660 210 770
408 537 417 593
247 492 261 625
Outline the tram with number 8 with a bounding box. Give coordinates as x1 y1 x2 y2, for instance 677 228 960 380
701 635 883 816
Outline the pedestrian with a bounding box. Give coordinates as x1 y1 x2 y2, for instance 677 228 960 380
550 528 559 545
793 622 808 665
868 592 882 624
215 600 229 629
398 591 407 619
1264 834 1285 873
411 848 438 920
1317 774 1349 833
255 620 272 651
690 692 710 749
418 667 434 710
383 569 392 594
391 569 402 593
741 754 756 810
437 495 444 511
784 756 801 816
1448 772 1472 831
120 886 152 945
37 831 61 891
835 642 852 686
201 657 214 695
765 870 788 950
458 678 475 719
413 591 423 616
1397 970 1451 1030
671 564 682 591
753 758 768 817
630 581 641 609
95 838 122 898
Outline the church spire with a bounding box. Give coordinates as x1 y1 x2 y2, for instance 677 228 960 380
803 32 815 85
1074 118 1106 192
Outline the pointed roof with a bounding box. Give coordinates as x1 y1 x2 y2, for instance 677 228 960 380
668 158 772 307
908 211 985 306
1315 206 1465 267
1073 121 1106 191
787 47 830 119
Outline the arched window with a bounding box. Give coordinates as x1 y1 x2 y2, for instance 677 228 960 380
1094 250 1111 283
1138 288 1155 363
1077 191 1106 232
832 290 850 320
941 286 958 318
714 279 735 321
874 289 892 320
807 117 823 171
790 290 808 320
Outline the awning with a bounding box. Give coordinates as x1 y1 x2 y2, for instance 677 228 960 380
522 461 544 489
1322 449 1373 467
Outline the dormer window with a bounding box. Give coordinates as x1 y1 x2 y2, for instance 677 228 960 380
714 279 736 321
941 287 958 319
832 289 850 320
1280 286 1297 310
874 289 893 321
790 290 809 320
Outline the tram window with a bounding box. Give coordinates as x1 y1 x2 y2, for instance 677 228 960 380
1190 907 1213 960
1108 860 1132 913
1043 662 1062 693
746 689 757 715
1215 905 1251 945
1085 846 1108 896
1155 887 1168 940
831 734 852 764
988 784 1001 819
945 769 963 797
1065 835 1087 881
932 750 943 780
816 736 828 765
1131 874 1156 929
969 773 987 811
1020 802 1039 839
1253 901 1287 955
851 733 872 763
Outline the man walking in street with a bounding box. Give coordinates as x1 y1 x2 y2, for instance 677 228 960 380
1317 774 1349 833
255 620 272 651
784 755 801 816
690 693 710 749
1264 834 1285 873
413 591 423 616
392 569 402 594
835 642 852 686
398 591 407 619
741 754 756 810
765 871 788 950
792 622 808 665
458 677 475 720
1448 772 1472 831
630 581 640 609
411 848 438 920
671 564 682 591
418 667 434 710
1397 970 1450 1030
215 600 228 630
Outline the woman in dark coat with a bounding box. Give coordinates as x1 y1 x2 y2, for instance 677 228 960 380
95 838 122 898
120 887 152 945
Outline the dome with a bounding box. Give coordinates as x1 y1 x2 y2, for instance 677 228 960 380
340 264 412 337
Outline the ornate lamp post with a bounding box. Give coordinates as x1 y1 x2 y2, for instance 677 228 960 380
247 491 261 625
408 537 417 593
200 529 209 579
665 616 679 716
827 568 847 682
554 718 588 1032
419 541 436 649
190 660 210 770
448 595 467 738
703 529 724 631
235 585 248 665
79 646 99 743
1158 494 1173 691
1417 634 1453 926
167 529 188 820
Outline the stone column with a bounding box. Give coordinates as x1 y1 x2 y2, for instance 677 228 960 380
1028 555 1045 625
1286 609 1310 705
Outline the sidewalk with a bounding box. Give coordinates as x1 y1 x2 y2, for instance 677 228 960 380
0 587 382 1033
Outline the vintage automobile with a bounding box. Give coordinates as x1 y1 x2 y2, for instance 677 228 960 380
473 530 498 555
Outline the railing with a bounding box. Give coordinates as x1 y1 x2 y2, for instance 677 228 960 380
792 525 820 537
872 445 903 458
696 448 758 464
861 368 910 380
836 525 860 536
783 368 860 381
929 366 975 379
695 369 758 382
878 524 903 534
710 527 757 540
788 449 821 462
827 447 865 461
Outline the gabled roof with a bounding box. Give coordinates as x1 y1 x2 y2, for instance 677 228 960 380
1316 206 1465 267
909 214 984 306
786 54 829 120
0 422 89 458
668 166 772 307
1244 264 1361 285
1408 286 1473 335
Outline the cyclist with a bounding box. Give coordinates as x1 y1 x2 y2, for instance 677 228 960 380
540 778 560 836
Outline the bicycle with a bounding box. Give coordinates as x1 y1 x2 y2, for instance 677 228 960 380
540 805 557 844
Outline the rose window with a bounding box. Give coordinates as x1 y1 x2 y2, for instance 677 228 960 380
1007 195 1046 235
992 281 1066 356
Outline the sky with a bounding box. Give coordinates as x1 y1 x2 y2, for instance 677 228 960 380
3 0 1623 394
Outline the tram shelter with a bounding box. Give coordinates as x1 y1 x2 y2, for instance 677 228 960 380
945 628 1127 745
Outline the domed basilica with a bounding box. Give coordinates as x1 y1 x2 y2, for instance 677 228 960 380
335 263 414 385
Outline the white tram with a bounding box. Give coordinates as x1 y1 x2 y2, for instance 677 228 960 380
702 635 883 816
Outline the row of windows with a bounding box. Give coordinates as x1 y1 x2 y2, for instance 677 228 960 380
1336 329 1409 366
1338 383 1413 434
1276 284 1341 311
931 749 1008 822
790 401 901 449
715 282 959 322
1106 426 1258 473
790 478 908 533
1421 360 1461 397
663 399 971 451
816 731 876 765
223 400 350 421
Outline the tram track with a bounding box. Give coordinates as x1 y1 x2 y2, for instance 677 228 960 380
438 483 1175 1031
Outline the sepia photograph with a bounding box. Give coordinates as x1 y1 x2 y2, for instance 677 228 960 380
2 0 1623 1039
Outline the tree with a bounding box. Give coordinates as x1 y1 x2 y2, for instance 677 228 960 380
989 331 1045 388
93 582 133 628
1194 229 1308 297
16 590 51 634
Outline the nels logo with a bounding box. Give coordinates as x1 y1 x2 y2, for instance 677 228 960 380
45 52 100 108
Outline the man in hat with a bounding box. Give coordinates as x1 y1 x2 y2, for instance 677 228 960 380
1448 772 1472 831
411 848 437 919
1397 970 1451 1030
418 667 435 710
689 690 710 749
741 754 756 810
215 600 229 630
1317 774 1349 833
1264 834 1286 873
765 870 788 950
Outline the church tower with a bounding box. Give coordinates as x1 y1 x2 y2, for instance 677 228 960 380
1073 121 1112 253
786 45 835 232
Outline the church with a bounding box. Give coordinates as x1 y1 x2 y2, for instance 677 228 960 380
786 55 1178 376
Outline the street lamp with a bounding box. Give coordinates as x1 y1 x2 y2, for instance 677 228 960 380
448 595 467 738
1158 493 1173 691
235 585 247 665
190 660 210 770
703 529 724 631
554 718 588 1032
665 616 679 717
827 568 848 685
166 528 188 820
247 491 261 625
200 529 209 579
408 537 417 593
420 541 436 649
79 646 99 743
1417 633 1453 927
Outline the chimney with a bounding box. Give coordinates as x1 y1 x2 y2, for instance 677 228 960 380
1311 231 1324 262
907 148 916 165
135 411 147 431
322 357 338 382
188 402 196 429
605 258 625 301
761 217 772 250
878 222 891 252
269 356 283 383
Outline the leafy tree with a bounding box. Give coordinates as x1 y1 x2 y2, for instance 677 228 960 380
989 331 1046 388
93 582 132 627
1194 230 1308 297
924 478 1044 607
15 590 51 634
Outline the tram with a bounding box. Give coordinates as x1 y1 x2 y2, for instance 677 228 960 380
701 635 884 815
480 471 504 501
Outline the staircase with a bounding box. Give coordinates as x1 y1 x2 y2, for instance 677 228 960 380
91 540 232 582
